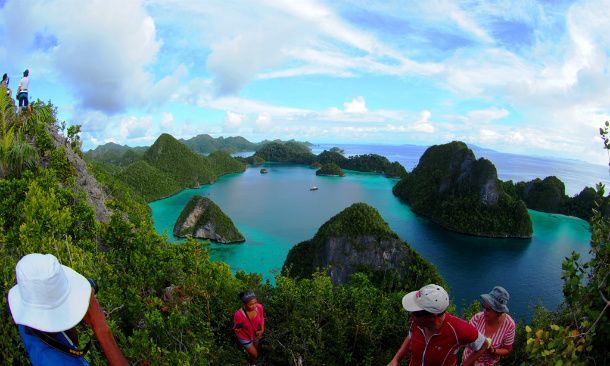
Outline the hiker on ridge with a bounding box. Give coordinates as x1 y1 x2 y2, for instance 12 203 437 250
17 69 30 112
1 73 11 98
233 290 265 366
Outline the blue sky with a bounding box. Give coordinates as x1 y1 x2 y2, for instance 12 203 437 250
1 0 609 165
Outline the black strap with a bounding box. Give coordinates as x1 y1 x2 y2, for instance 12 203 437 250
26 327 91 357
242 307 255 328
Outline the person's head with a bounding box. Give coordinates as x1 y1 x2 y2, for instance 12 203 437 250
239 290 258 311
480 286 509 319
2 73 7 81
402 284 449 327
23 69 29 77
7 253 92 333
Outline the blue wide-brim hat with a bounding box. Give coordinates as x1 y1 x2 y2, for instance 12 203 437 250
480 286 509 313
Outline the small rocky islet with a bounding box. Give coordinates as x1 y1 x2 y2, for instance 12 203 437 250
173 195 245 244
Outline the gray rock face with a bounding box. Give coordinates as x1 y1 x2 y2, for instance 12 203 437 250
49 125 112 223
317 236 413 286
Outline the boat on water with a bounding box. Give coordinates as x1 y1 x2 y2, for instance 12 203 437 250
260 168 268 174
310 186 318 191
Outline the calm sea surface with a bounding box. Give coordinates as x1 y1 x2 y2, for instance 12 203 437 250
151 145 600 320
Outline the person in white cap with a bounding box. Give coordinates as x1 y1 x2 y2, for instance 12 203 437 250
8 253 129 366
387 284 489 366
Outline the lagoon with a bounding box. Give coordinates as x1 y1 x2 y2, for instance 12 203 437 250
150 163 591 320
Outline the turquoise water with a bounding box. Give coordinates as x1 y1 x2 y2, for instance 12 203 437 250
150 164 591 320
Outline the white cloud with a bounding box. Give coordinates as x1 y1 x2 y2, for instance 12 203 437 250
224 111 246 130
0 0 163 113
343 96 367 113
160 112 174 128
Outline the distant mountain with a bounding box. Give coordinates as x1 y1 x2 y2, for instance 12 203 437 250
85 142 146 167
282 203 444 291
393 141 532 238
180 134 258 154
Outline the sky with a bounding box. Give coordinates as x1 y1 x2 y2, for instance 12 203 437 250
1 0 609 165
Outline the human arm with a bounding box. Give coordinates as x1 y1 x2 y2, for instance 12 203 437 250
387 334 411 366
82 293 129 366
462 337 490 366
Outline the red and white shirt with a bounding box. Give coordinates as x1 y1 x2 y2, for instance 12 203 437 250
462 312 516 366
408 314 485 366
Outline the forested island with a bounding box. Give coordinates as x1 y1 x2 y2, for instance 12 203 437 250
393 141 533 238
254 142 408 178
173 196 244 243
283 203 444 291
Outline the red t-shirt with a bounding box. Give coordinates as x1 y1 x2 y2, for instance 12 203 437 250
233 304 264 342
408 314 482 366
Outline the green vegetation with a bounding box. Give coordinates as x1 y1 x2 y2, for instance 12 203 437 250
0 94 431 365
316 162 345 176
117 160 182 201
1 87 606 365
173 195 245 243
393 141 532 238
87 134 246 202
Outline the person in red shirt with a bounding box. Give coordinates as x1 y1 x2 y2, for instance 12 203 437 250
387 284 489 366
233 291 265 366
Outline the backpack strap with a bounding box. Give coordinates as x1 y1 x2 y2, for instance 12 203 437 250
25 327 91 357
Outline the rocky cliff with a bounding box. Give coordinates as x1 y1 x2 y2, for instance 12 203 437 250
173 195 244 244
393 141 532 238
282 203 444 290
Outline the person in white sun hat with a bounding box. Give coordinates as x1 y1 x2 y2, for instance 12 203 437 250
8 253 129 366
387 284 490 366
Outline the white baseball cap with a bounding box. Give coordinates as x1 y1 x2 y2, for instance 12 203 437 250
402 284 449 314
8 254 92 332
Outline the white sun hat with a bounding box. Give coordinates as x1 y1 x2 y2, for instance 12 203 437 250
402 284 449 314
8 253 91 332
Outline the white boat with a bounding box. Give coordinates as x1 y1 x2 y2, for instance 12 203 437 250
310 186 318 191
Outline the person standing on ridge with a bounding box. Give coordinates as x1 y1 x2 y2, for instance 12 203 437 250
17 69 30 112
233 290 265 366
8 253 129 366
461 286 515 366
387 284 490 366
1 73 11 98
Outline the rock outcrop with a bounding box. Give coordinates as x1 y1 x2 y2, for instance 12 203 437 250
173 195 244 244
49 125 112 223
393 141 532 238
282 203 444 290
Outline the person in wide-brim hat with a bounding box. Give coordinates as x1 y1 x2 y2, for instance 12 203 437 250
8 253 92 332
462 286 516 366
8 253 129 366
